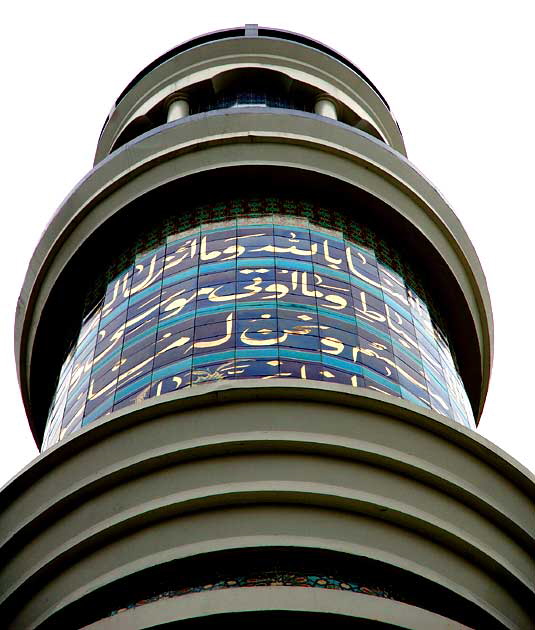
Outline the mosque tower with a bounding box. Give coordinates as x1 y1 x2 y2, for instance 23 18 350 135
2 26 533 629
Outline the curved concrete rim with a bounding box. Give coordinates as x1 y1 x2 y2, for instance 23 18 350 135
104 61 390 154
110 26 392 112
5 381 533 505
80 587 474 630
3 383 532 629
95 35 405 162
4 433 533 560
18 536 516 630
16 110 492 435
3 485 531 609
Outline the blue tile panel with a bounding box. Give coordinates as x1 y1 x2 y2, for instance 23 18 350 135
42 207 474 448
107 571 395 619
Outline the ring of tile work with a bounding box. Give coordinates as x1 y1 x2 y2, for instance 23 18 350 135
43 197 474 448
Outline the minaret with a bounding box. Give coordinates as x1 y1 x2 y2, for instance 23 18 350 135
2 26 533 629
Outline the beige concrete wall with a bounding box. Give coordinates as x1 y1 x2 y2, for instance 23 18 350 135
1 383 533 628
94 35 406 162
82 588 474 630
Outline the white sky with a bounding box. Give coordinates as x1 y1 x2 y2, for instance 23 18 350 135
2 1 534 487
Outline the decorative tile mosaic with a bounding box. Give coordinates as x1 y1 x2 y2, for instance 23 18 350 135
43 198 473 448
108 570 395 618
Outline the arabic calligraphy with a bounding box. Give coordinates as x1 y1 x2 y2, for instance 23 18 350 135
43 214 474 450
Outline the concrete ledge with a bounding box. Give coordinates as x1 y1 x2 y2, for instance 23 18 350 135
3 515 526 629
81 587 473 629
94 35 406 161
3 483 532 607
1 384 533 629
4 382 533 540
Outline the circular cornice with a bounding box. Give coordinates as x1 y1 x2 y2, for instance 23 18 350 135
94 35 405 162
16 109 492 438
82 587 474 629
111 26 392 111
1 382 533 629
